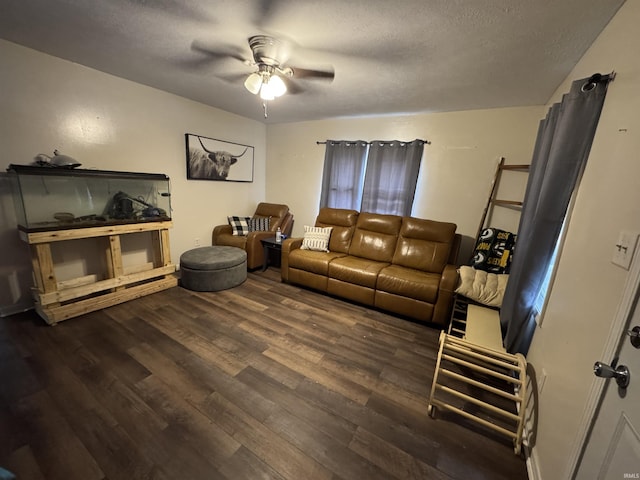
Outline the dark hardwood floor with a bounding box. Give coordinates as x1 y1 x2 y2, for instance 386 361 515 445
0 268 528 480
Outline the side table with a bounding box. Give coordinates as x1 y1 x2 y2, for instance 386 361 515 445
260 237 283 271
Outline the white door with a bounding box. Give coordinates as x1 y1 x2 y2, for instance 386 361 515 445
576 300 640 479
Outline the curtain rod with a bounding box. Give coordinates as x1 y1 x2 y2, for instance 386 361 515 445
317 139 431 146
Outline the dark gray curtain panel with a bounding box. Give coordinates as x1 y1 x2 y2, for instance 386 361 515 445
500 74 612 355
319 140 368 210
360 140 424 216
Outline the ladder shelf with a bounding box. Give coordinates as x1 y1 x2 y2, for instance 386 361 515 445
474 157 530 246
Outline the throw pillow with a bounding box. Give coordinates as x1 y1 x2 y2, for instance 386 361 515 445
455 265 509 308
228 216 251 236
470 227 517 274
301 226 333 252
249 215 271 232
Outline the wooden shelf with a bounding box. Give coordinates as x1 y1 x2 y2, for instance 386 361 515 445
23 221 177 324
492 199 524 208
499 164 530 171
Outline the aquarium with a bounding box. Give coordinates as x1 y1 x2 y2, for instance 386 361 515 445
6 165 171 232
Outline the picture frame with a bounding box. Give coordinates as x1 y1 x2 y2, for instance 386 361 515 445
185 133 254 182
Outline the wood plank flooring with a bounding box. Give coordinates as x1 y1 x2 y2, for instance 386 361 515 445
0 268 528 480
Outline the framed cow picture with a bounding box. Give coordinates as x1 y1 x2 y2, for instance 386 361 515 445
185 133 254 182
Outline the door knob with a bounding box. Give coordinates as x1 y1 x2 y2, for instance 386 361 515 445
627 325 640 348
594 361 630 388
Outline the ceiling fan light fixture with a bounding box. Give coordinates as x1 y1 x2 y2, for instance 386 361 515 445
269 74 287 97
244 72 262 95
248 69 287 101
259 78 276 100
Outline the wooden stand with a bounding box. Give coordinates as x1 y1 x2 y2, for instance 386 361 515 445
21 221 177 325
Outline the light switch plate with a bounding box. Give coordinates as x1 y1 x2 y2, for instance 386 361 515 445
612 231 639 270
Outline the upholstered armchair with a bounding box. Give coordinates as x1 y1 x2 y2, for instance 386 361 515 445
212 202 294 270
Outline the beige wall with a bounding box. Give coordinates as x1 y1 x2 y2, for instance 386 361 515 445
266 107 543 260
525 1 640 478
0 39 267 279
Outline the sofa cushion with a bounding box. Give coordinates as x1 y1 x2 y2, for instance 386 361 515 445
315 208 359 254
288 249 346 276
348 213 402 262
301 226 333 252
228 216 251 236
376 264 442 303
392 217 457 273
328 255 389 288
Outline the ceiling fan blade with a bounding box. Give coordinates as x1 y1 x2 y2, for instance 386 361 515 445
176 56 222 72
291 66 335 81
191 40 250 65
253 0 283 29
281 76 305 95
123 0 212 23
217 72 251 84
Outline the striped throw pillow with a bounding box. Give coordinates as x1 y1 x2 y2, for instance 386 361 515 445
301 226 333 252
249 215 271 232
228 216 251 236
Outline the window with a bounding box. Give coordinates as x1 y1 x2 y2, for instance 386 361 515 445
320 139 425 216
533 217 567 325
319 141 368 211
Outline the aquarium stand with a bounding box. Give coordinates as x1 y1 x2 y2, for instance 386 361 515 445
22 221 177 325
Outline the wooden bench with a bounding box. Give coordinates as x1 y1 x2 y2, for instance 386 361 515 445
428 297 527 455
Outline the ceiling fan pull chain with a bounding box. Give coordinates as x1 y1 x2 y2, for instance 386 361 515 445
263 102 268 118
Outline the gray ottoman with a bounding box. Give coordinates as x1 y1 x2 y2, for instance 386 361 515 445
180 246 247 292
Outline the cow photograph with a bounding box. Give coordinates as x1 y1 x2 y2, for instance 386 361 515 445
185 133 254 182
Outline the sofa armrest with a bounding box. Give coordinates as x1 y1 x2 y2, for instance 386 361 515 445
245 231 275 251
212 224 232 244
432 264 460 326
282 237 303 254
243 231 278 269
281 237 303 282
440 264 459 293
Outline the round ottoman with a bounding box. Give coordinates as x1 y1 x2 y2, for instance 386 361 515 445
180 246 247 292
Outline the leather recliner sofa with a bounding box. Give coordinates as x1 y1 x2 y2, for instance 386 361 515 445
281 207 460 326
212 202 294 270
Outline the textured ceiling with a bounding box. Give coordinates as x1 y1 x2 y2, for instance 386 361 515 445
0 0 625 124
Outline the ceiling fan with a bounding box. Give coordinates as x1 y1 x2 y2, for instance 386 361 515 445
192 34 335 101
242 35 334 101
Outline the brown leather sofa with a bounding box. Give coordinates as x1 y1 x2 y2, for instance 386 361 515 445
281 207 460 326
212 202 294 270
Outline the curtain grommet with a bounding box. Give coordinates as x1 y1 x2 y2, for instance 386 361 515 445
581 73 603 92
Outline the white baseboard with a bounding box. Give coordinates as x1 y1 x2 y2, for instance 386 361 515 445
525 442 542 480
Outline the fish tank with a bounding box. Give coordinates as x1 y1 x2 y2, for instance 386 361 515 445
6 165 172 232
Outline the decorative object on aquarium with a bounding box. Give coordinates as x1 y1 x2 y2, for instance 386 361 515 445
53 212 75 223
33 150 81 168
104 191 167 220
